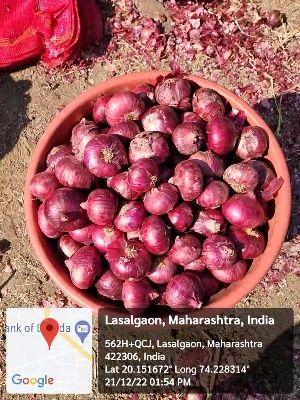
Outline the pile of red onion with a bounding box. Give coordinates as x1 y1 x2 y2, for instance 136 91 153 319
30 76 283 314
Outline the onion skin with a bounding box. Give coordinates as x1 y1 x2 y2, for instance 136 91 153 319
122 280 159 313
46 145 73 171
55 156 94 189
222 193 267 228
140 215 170 255
59 235 82 257
192 209 227 236
44 188 88 232
141 105 180 134
189 150 224 178
132 84 155 102
93 95 111 123
173 160 203 201
192 88 225 121
30 171 61 201
207 116 238 155
71 118 99 161
114 201 148 232
202 235 237 269
147 257 177 284
182 111 205 128
236 126 268 159
197 271 219 298
129 132 170 164
155 78 192 110
95 270 123 300
108 121 140 140
92 225 124 253
210 260 248 283
38 203 61 238
108 172 142 200
69 224 94 245
268 10 284 28
167 202 193 232
169 234 202 266
128 158 159 192
84 134 128 178
223 163 259 193
197 180 229 208
228 226 266 259
143 183 178 215
261 176 284 201
184 257 206 272
246 160 275 190
81 189 117 226
105 91 145 126
172 122 205 155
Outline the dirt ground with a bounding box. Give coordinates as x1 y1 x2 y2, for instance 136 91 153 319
0 0 299 399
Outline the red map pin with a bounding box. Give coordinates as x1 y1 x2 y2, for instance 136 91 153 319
40 318 59 350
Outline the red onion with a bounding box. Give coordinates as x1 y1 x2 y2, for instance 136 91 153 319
95 270 123 300
71 118 99 161
207 116 238 155
65 246 103 289
108 121 140 140
172 122 205 155
46 145 73 171
106 238 152 280
81 189 117 225
169 234 202 266
155 78 192 110
69 224 94 245
223 163 259 193
122 280 159 312
210 260 248 283
192 209 227 236
268 10 284 28
147 257 177 284
141 105 179 134
129 132 170 164
105 91 145 126
108 172 142 200
30 171 61 201
93 95 111 123
202 235 237 269
114 201 147 232
92 225 124 253
236 126 268 159
59 235 81 257
184 257 206 272
189 150 224 177
197 271 219 298
165 272 204 309
55 156 94 189
140 215 170 255
192 88 225 121
228 226 266 259
222 193 267 228
182 111 205 128
44 188 88 231
37 203 61 238
173 160 203 201
84 134 128 178
197 180 229 208
261 177 284 201
167 202 193 232
143 183 178 215
132 84 155 102
128 158 159 192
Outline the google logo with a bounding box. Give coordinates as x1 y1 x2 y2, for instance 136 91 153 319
12 374 54 388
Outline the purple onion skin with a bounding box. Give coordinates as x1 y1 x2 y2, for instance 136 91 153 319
114 201 148 233
140 215 170 255
55 156 94 189
132 84 155 102
236 126 268 159
207 116 238 155
147 257 177 284
143 183 179 215
108 121 140 140
108 172 142 200
184 258 206 272
95 270 123 300
81 189 117 226
105 91 146 126
172 122 205 155
168 234 202 266
192 88 225 121
197 271 219 298
192 209 227 236
71 118 99 161
155 78 192 110
210 260 248 283
228 226 266 259
46 145 73 171
129 132 170 164
141 105 180 134
223 163 259 193
190 151 224 178
182 111 206 128
122 280 159 313
30 170 61 201
92 225 124 253
69 224 94 245
197 180 230 208
173 160 203 201
167 202 193 232
202 235 237 269
38 203 61 238
93 95 111 123
247 160 275 190
59 235 82 258
128 158 159 192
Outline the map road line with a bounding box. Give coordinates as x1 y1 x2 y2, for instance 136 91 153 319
59 332 92 361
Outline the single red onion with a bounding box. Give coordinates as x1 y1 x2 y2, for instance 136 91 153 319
108 121 140 140
46 145 73 171
59 235 81 257
69 224 94 245
267 10 284 28
192 209 227 236
55 156 94 189
128 158 159 192
108 172 142 200
223 163 259 193
246 160 276 190
192 88 225 121
147 257 177 284
141 105 179 134
236 126 268 159
38 203 61 238
143 183 178 215
182 111 206 128
165 272 204 309
93 95 111 123
95 270 123 300
84 134 128 178
172 122 205 155
92 225 124 253
202 235 237 269
184 257 207 272
105 91 145 126
222 193 267 228
197 271 219 298
210 260 248 283
189 151 224 177
44 188 88 231
129 132 170 164
71 118 99 161
122 280 159 312
167 202 193 232
81 189 117 225
155 78 192 110
228 226 266 259
132 84 155 102
140 215 170 255
197 180 230 208
65 245 103 289
173 160 203 201
169 234 202 266
207 116 238 155
261 177 284 201
30 170 61 201
114 201 147 232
